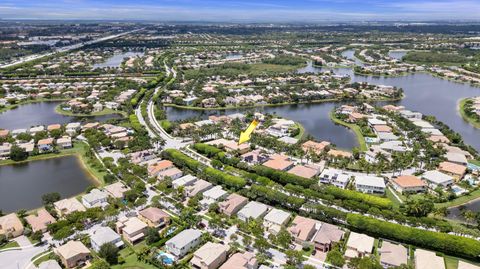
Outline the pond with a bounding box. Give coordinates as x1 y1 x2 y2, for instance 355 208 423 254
93 51 144 68
0 101 123 130
388 50 408 60
0 155 97 213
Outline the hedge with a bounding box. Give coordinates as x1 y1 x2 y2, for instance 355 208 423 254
162 149 246 190
323 185 393 210
129 114 143 132
252 165 314 188
346 214 480 260
246 185 305 210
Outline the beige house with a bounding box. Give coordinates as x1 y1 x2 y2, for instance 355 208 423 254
54 198 86 216
344 232 375 259
54 240 91 268
379 241 408 268
190 242 229 269
288 216 318 243
263 208 291 235
0 213 24 238
138 207 170 228
104 182 130 198
219 251 258 269
25 208 56 233
116 216 148 244
219 193 248 217
415 249 445 269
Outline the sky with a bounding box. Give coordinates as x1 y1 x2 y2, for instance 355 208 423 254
1 0 480 22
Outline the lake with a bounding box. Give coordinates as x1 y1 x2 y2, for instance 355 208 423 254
0 101 122 130
166 60 480 151
0 155 96 213
388 50 408 60
93 51 144 68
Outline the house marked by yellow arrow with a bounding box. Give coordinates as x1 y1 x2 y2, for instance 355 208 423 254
238 119 259 145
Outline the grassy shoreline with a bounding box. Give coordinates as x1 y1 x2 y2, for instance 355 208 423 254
458 97 480 129
54 103 127 117
0 141 103 185
164 96 401 111
0 98 69 114
329 111 367 151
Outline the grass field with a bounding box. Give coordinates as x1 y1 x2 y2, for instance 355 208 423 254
0 241 19 250
458 98 480 129
329 111 367 151
55 104 127 117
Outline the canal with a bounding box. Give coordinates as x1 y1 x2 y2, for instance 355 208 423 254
0 155 96 213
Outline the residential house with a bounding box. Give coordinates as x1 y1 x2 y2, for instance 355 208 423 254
0 143 11 158
219 251 258 269
148 160 175 177
54 241 91 268
241 149 269 165
458 261 480 269
81 189 109 208
237 201 270 221
37 138 54 152
319 168 350 189
288 216 318 244
301 140 331 154
138 207 170 228
0 213 24 238
90 226 124 252
262 155 294 171
379 241 408 268
415 249 445 269
313 223 344 252
165 229 203 258
56 136 72 149
47 124 62 132
190 242 229 269
287 165 319 179
173 175 197 189
185 179 213 197
219 193 249 217
344 232 375 259
38 260 62 269
391 175 427 194
104 182 130 199
263 208 291 234
445 152 468 166
421 170 454 189
157 167 183 180
438 161 467 180
54 198 86 216
328 149 353 159
355 175 386 194
25 209 56 233
201 186 228 208
115 217 148 244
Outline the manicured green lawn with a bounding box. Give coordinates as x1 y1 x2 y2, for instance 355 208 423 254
329 111 367 151
294 122 305 140
0 241 19 250
435 188 480 208
0 141 106 185
385 188 403 207
444 255 459 269
458 98 480 129
55 104 127 117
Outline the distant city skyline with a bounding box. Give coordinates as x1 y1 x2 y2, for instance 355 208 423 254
1 0 480 22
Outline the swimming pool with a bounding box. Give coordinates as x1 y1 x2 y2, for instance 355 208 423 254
157 251 175 265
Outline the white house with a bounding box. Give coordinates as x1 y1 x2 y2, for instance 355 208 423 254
237 201 270 221
90 227 123 252
355 175 386 194
81 189 109 208
421 170 454 189
201 186 228 208
165 229 202 258
319 168 350 189
263 208 291 234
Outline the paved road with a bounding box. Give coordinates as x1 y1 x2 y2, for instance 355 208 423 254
0 244 48 269
0 29 142 69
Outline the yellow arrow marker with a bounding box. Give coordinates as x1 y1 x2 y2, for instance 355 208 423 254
238 119 259 145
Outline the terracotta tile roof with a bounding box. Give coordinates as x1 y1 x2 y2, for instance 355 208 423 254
392 175 426 188
438 161 467 177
